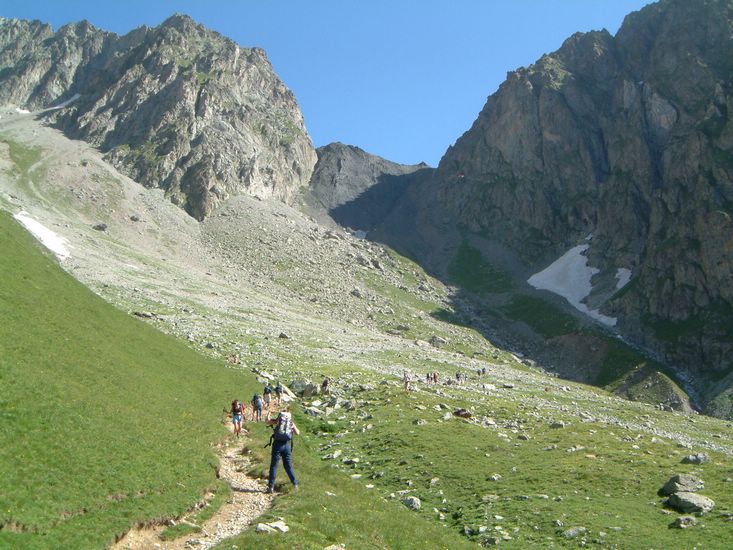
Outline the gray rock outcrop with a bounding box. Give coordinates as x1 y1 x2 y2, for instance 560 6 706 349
660 474 704 496
305 142 431 230
666 492 715 514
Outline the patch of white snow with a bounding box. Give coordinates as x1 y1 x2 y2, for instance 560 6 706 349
13 211 71 260
48 93 80 110
528 244 617 326
15 107 30 114
615 268 632 290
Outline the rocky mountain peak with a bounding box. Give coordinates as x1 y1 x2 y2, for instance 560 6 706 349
0 14 317 220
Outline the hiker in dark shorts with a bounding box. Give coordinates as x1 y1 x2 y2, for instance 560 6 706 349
252 393 264 422
265 410 300 493
230 399 244 437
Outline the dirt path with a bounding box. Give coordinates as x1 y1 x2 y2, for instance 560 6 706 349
111 429 273 550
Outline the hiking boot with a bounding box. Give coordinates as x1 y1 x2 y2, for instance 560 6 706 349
265 486 274 494
293 484 300 491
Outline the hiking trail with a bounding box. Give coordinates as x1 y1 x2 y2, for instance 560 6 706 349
111 426 274 550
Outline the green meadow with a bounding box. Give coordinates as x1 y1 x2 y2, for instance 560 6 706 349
0 211 476 549
0 211 246 548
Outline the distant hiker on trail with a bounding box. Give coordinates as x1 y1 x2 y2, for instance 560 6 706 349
230 399 244 437
263 383 273 408
321 377 330 395
265 410 300 493
252 393 264 422
403 370 412 392
433 372 439 384
275 382 283 405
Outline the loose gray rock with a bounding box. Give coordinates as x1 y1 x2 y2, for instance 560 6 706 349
304 406 325 416
660 474 704 496
681 453 710 464
671 516 698 529
402 496 422 511
429 335 448 348
666 492 715 514
562 527 587 539
289 379 312 395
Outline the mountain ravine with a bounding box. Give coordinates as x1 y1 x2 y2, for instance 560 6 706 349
308 0 733 420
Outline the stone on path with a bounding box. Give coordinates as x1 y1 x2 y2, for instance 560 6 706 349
256 519 289 533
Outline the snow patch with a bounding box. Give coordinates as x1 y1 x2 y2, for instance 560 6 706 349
15 107 30 114
13 211 71 260
615 268 632 290
528 244 617 326
48 93 80 110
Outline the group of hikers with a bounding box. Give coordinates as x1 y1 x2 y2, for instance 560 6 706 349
230 382 285 433
404 367 489 391
228 381 300 494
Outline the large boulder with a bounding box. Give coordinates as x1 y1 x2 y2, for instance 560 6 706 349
290 378 319 397
660 474 704 496
666 492 715 514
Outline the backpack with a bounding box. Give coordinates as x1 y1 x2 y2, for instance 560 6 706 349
253 394 263 408
264 385 272 395
273 412 293 442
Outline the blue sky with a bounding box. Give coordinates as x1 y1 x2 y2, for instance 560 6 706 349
4 0 653 166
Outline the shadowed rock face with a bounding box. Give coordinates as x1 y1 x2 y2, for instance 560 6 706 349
421 0 733 415
306 142 431 231
309 1 733 417
0 14 317 220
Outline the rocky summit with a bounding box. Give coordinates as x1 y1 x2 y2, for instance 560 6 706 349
0 14 316 220
312 0 733 419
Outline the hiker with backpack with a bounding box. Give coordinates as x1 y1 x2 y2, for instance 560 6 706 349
252 393 264 422
274 382 283 405
263 383 273 409
265 409 300 493
230 398 244 437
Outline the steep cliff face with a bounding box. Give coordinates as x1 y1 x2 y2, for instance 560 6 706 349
432 0 733 412
306 142 431 230
0 15 317 219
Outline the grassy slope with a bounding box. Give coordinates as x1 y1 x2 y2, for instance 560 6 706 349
0 211 246 548
275 381 733 549
0 211 476 549
228 420 475 550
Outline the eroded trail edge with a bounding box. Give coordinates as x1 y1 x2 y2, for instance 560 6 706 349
112 433 273 550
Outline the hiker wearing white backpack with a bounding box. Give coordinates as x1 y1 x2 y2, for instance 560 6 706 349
265 410 300 493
